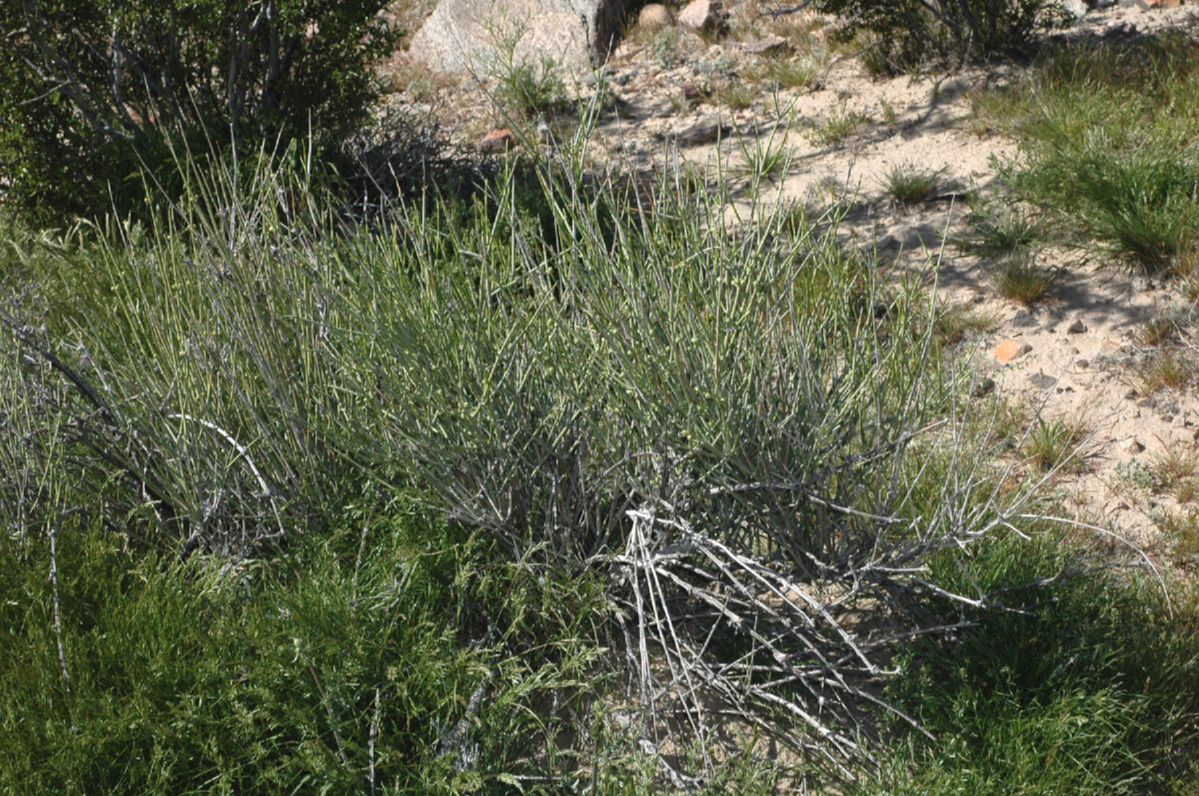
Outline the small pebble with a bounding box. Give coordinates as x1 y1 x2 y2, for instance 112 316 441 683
971 377 996 398
1029 373 1058 390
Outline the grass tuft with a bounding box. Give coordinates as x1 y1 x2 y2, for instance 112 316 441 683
747 56 821 91
882 163 940 205
807 107 871 146
712 79 759 110
978 34 1199 273
736 128 793 183
1023 417 1085 474
994 258 1055 306
1139 349 1191 394
959 202 1042 261
1148 448 1199 501
933 302 997 348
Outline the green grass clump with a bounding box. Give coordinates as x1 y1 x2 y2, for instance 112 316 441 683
1161 510 1199 565
882 163 939 205
994 258 1055 306
807 107 871 146
980 34 1199 273
1148 448 1199 500
0 507 610 793
736 128 793 184
959 202 1042 261
747 57 821 91
932 302 996 348
1139 349 1191 395
867 535 1199 796
499 57 567 118
712 79 759 110
1023 417 1085 473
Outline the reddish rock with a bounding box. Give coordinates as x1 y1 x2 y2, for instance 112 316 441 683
994 339 1032 364
479 128 516 154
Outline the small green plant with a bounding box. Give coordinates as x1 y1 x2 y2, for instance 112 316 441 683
651 27 683 68
1140 349 1190 394
995 259 1055 306
880 99 899 126
1116 459 1156 492
807 107 870 146
749 57 820 91
959 203 1042 261
1024 417 1085 473
933 302 996 348
1160 509 1199 563
496 55 567 119
1147 448 1199 500
712 80 759 111
882 163 939 205
1136 317 1178 348
967 87 1025 138
736 130 793 183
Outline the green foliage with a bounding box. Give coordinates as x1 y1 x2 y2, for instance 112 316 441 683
931 302 996 349
0 145 965 782
994 258 1056 306
712 79 760 110
486 25 568 120
5 129 1199 792
1023 417 1084 473
0 505 613 793
751 57 820 91
815 0 1062 72
650 27 684 69
496 56 568 119
981 34 1199 273
807 106 871 146
0 0 395 222
958 201 1043 261
736 128 793 185
882 164 940 205
867 536 1199 795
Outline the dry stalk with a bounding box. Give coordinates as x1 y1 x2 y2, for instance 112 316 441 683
591 434 1028 785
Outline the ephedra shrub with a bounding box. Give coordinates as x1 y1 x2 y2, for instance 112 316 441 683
1 139 1040 783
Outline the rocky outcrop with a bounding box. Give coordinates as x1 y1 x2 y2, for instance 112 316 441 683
409 0 631 80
